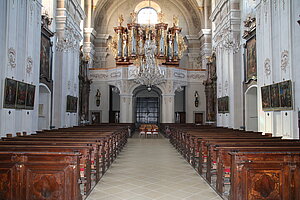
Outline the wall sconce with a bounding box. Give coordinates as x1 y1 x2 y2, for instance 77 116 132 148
194 91 199 107
96 89 101 107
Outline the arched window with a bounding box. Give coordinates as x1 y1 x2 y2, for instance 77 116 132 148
137 7 158 25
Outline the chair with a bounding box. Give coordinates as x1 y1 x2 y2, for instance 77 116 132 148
152 128 159 138
146 125 152 138
139 127 146 138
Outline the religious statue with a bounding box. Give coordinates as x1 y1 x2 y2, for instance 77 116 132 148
173 15 179 27
158 12 165 23
118 14 124 26
159 29 165 55
130 11 137 24
167 31 173 59
122 31 128 60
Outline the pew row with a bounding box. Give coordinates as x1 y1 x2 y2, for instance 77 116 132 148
166 124 300 200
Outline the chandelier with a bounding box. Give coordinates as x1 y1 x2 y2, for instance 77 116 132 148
135 38 166 91
108 11 187 90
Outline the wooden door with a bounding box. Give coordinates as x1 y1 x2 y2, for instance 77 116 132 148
195 113 203 124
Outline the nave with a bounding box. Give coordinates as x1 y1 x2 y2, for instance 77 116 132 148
87 134 221 200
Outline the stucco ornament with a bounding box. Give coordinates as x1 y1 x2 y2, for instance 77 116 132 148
26 57 33 73
8 48 16 69
264 58 271 76
280 50 288 73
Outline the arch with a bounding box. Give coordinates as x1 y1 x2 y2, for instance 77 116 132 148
133 85 162 97
245 85 258 131
137 7 158 25
133 85 162 124
129 83 165 96
93 0 203 35
38 84 52 130
134 1 161 13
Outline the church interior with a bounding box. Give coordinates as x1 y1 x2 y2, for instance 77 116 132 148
0 0 300 199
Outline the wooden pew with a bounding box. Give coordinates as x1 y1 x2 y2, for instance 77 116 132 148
0 145 93 196
229 149 300 200
0 151 81 200
166 125 300 200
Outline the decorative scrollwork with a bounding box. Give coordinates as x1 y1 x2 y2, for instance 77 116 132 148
264 58 271 76
280 50 288 72
8 48 16 69
26 57 33 73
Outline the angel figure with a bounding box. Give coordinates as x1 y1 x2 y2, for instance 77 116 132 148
173 15 179 27
130 11 137 23
158 12 165 23
118 14 124 26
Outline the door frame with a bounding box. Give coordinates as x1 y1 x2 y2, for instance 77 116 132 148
193 111 205 124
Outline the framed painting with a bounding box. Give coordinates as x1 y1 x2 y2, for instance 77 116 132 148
40 34 51 81
66 95 71 112
3 78 17 108
279 80 293 110
16 81 27 109
270 83 280 109
223 96 229 113
245 36 257 82
25 84 36 110
217 97 223 113
73 97 78 113
261 85 271 110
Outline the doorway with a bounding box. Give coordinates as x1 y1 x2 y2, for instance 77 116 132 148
136 97 159 124
195 113 204 124
245 86 258 131
38 85 51 130
133 85 162 125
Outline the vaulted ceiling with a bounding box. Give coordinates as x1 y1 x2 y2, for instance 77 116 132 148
91 0 205 35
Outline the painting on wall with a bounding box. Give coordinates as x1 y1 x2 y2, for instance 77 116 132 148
245 36 257 82
71 97 78 113
217 96 229 113
16 82 27 109
40 34 51 81
223 96 229 113
66 95 78 113
279 80 293 109
261 85 271 110
3 78 18 109
270 83 280 109
218 98 223 113
25 84 36 110
66 95 72 112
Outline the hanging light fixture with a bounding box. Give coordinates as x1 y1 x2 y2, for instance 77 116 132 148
133 0 166 91
134 37 166 91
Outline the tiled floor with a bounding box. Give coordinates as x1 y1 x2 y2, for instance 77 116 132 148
86 134 222 200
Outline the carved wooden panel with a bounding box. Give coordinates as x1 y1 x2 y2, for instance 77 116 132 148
295 164 300 200
0 152 80 200
0 168 13 200
25 166 67 200
247 170 281 200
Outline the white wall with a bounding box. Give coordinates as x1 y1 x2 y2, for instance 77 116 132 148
256 0 299 138
212 0 243 129
186 83 206 123
0 0 42 137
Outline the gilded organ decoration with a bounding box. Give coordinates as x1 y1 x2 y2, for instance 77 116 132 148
158 12 165 23
108 13 187 65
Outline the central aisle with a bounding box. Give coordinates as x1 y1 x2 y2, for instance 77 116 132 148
87 135 222 200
